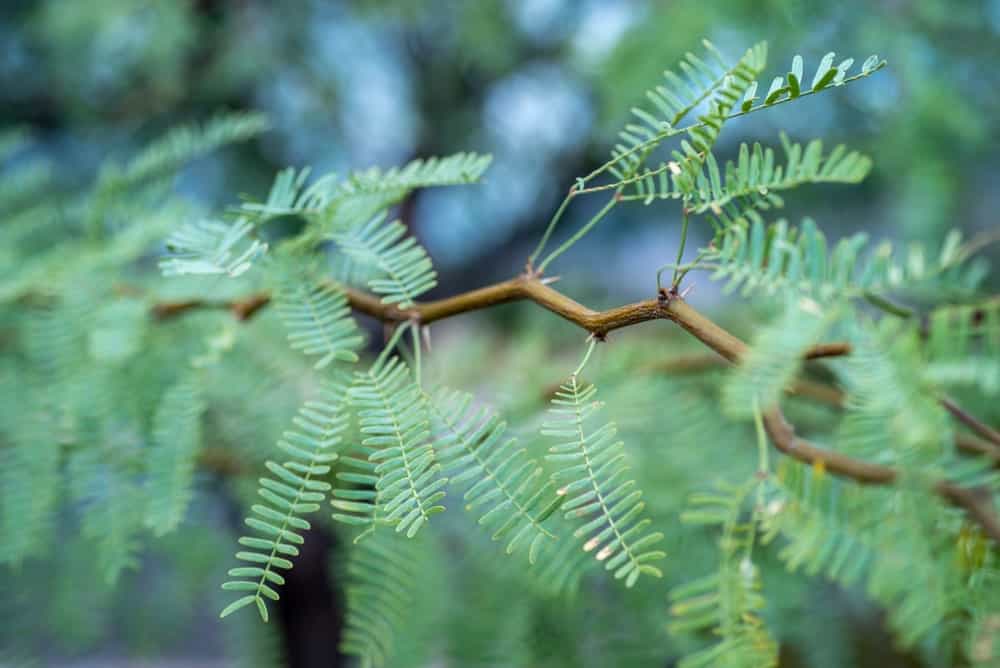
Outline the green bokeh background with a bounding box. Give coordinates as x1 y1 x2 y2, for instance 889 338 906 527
4 0 997 300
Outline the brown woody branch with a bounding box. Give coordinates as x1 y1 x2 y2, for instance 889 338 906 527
649 353 1000 467
151 277 851 358
940 396 1000 448
152 294 271 321
151 275 1000 541
656 302 1000 541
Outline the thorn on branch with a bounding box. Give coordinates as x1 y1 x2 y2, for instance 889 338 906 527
658 285 681 305
421 325 433 352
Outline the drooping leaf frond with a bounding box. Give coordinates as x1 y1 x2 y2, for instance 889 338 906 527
704 217 986 303
273 276 364 368
330 445 381 536
722 296 836 416
102 112 269 193
835 322 952 469
222 605 287 668
220 380 350 621
542 375 665 587
20 295 90 384
761 460 974 648
333 356 448 538
340 528 431 668
669 478 778 668
519 516 598 597
0 402 60 566
160 218 268 278
428 389 563 562
760 461 875 585
332 213 437 308
144 377 205 535
839 493 963 648
68 447 144 585
1 205 179 304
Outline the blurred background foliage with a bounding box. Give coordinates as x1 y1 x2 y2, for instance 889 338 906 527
4 0 998 302
1 1 998 666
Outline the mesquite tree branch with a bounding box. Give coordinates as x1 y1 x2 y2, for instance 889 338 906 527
152 277 852 357
151 275 1000 541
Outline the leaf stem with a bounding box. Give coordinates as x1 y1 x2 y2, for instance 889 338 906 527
528 191 575 270
752 397 769 477
573 338 598 377
412 324 422 387
375 321 412 368
537 192 620 273
863 292 914 318
671 208 691 289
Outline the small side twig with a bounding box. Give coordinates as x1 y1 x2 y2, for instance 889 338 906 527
940 396 1000 447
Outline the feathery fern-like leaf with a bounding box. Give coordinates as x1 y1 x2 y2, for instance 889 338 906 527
923 299 1000 395
340 528 430 668
144 378 205 535
330 445 382 536
520 516 598 597
669 479 778 668
160 218 267 278
428 389 563 562
241 152 492 230
761 460 970 647
332 212 437 308
610 40 767 184
722 296 836 416
0 402 60 566
541 375 665 587
239 166 337 223
222 603 287 668
622 136 871 209
68 447 144 584
836 322 952 469
273 276 364 368
341 152 493 198
332 356 447 538
704 217 986 303
220 380 350 621
608 45 883 195
760 460 875 585
103 112 269 193
749 51 885 111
